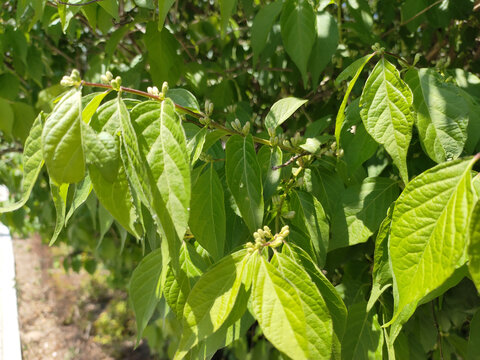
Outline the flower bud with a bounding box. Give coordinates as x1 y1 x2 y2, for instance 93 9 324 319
282 210 296 219
105 71 113 81
242 121 251 136
161 81 169 94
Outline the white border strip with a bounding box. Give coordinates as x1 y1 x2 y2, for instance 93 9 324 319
0 186 22 360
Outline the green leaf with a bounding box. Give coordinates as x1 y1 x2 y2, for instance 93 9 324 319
251 0 283 64
186 127 207 164
0 113 44 213
467 309 480 360
65 175 92 225
174 249 251 359
264 97 308 131
0 97 14 137
257 145 282 202
42 88 85 184
167 88 200 112
158 0 176 30
331 177 399 251
189 165 226 260
341 300 384 360
405 68 470 163
335 52 376 146
308 12 339 87
468 199 480 293
82 90 111 124
225 135 264 232
367 205 394 311
219 0 237 37
131 99 191 241
290 190 329 266
129 248 163 341
360 58 414 183
388 156 479 327
271 252 333 359
310 165 345 219
49 181 69 246
11 101 36 143
280 0 316 86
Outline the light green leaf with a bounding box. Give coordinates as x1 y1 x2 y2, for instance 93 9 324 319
367 205 394 311
331 177 399 251
467 309 480 360
49 182 69 246
98 0 118 19
251 0 283 64
468 199 480 293
225 135 264 232
189 165 226 260
264 97 308 131
0 113 44 213
65 175 92 225
405 68 470 163
308 12 339 87
335 52 376 146
129 248 163 341
158 0 176 30
167 88 200 112
290 190 329 266
219 0 237 36
131 99 191 241
174 249 250 359
83 126 120 183
271 252 333 359
252 253 309 359
360 58 414 183
186 127 207 164
42 88 85 184
82 90 111 124
341 301 384 360
11 101 36 144
280 0 316 86
388 156 479 327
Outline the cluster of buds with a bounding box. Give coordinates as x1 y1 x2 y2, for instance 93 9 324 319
147 81 169 100
60 69 81 87
246 225 290 253
100 71 113 84
204 99 214 116
290 132 303 148
198 152 214 162
371 43 385 55
231 118 251 136
267 127 286 147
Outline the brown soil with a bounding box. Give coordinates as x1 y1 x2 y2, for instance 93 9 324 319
13 235 153 360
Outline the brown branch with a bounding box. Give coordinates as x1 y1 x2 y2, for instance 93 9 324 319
382 0 443 38
57 0 104 6
272 152 309 170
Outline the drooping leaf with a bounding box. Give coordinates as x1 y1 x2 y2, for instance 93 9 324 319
167 88 200 112
42 88 85 184
189 164 226 260
405 68 470 163
225 135 264 232
129 248 163 341
360 58 414 183
49 181 69 245
82 90 111 124
388 156 479 327
251 0 283 64
335 52 376 146
174 249 251 359
65 175 92 225
341 300 384 360
0 97 14 137
264 97 308 131
186 126 207 164
367 205 394 311
158 0 176 30
468 199 480 293
257 145 282 202
280 0 316 86
219 0 237 37
467 309 480 360
0 113 44 213
310 165 345 219
271 252 333 359
330 177 399 251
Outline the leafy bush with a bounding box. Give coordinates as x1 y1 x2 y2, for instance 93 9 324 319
1 0 480 359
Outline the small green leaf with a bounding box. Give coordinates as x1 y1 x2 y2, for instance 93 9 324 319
257 145 282 202
158 0 176 30
175 249 250 359
129 248 163 341
167 88 200 112
0 97 14 137
0 113 44 213
42 88 85 184
405 68 470 163
65 175 92 225
468 199 480 293
225 135 264 232
467 309 480 360
389 156 479 327
335 52 376 146
251 0 283 64
264 97 308 131
49 181 69 245
187 127 207 164
82 90 111 124
360 58 414 183
280 0 316 86
189 165 226 260
219 0 237 36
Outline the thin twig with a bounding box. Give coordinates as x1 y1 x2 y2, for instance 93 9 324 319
57 0 104 6
382 0 443 38
272 152 309 170
431 301 444 360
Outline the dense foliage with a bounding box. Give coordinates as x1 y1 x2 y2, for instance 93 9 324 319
1 0 480 358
